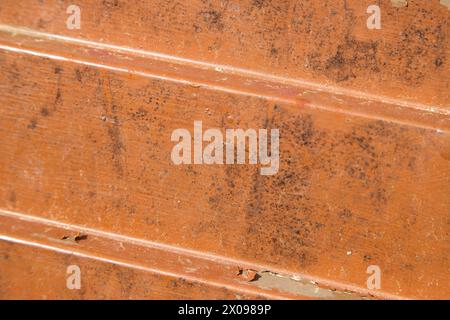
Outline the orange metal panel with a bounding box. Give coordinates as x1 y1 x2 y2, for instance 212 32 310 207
0 0 448 299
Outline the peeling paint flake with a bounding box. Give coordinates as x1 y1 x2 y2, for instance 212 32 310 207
391 0 408 8
440 0 450 10
246 271 365 299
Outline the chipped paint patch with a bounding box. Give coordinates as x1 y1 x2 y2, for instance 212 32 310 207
440 0 450 10
391 0 408 7
247 271 366 299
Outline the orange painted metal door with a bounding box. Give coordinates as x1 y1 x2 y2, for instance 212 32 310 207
0 0 449 299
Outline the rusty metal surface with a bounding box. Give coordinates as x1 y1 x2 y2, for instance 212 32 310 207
0 240 266 300
0 209 364 299
0 0 449 108
0 0 449 300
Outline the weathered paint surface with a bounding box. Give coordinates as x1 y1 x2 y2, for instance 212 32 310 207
0 0 449 108
0 0 449 299
0 209 365 299
0 240 267 300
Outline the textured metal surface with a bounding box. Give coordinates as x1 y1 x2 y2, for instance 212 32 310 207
0 0 449 299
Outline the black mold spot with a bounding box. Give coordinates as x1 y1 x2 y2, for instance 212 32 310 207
435 57 444 67
37 18 47 29
27 118 37 129
107 122 125 177
41 107 49 117
103 0 119 8
324 37 380 83
131 107 148 120
193 24 202 33
75 69 83 82
238 110 422 269
198 10 224 31
270 46 278 57
55 88 62 104
338 208 353 221
299 3 446 87
9 191 16 204
238 112 322 269
364 254 372 262
370 188 388 206
401 263 415 271
387 21 446 85
252 0 268 9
